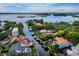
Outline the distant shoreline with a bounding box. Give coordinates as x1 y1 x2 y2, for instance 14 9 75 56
0 12 79 16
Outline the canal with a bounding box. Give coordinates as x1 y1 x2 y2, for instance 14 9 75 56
23 23 49 56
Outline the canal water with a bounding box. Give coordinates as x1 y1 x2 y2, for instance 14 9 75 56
23 23 49 56
0 14 79 56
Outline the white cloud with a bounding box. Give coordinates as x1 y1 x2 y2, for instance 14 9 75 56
0 3 78 13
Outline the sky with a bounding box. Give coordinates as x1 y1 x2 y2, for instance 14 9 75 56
0 3 79 13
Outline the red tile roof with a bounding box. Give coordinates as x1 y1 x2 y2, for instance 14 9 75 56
18 35 30 44
54 37 70 45
11 35 30 45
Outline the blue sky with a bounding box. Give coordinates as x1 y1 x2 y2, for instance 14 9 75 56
0 3 79 13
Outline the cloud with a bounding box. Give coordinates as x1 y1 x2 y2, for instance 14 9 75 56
0 3 79 13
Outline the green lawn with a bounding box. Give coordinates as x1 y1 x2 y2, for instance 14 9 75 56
31 46 38 56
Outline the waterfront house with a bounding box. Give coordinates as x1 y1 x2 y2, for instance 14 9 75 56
40 29 52 37
34 19 43 24
18 35 32 47
11 36 18 43
0 38 11 48
1 38 10 45
9 42 32 56
35 23 43 27
33 23 44 30
67 44 79 56
53 37 71 49
12 27 19 36
11 35 32 47
40 29 52 34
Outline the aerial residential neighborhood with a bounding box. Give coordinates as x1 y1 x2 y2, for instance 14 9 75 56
0 3 79 56
27 18 79 56
0 21 38 56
